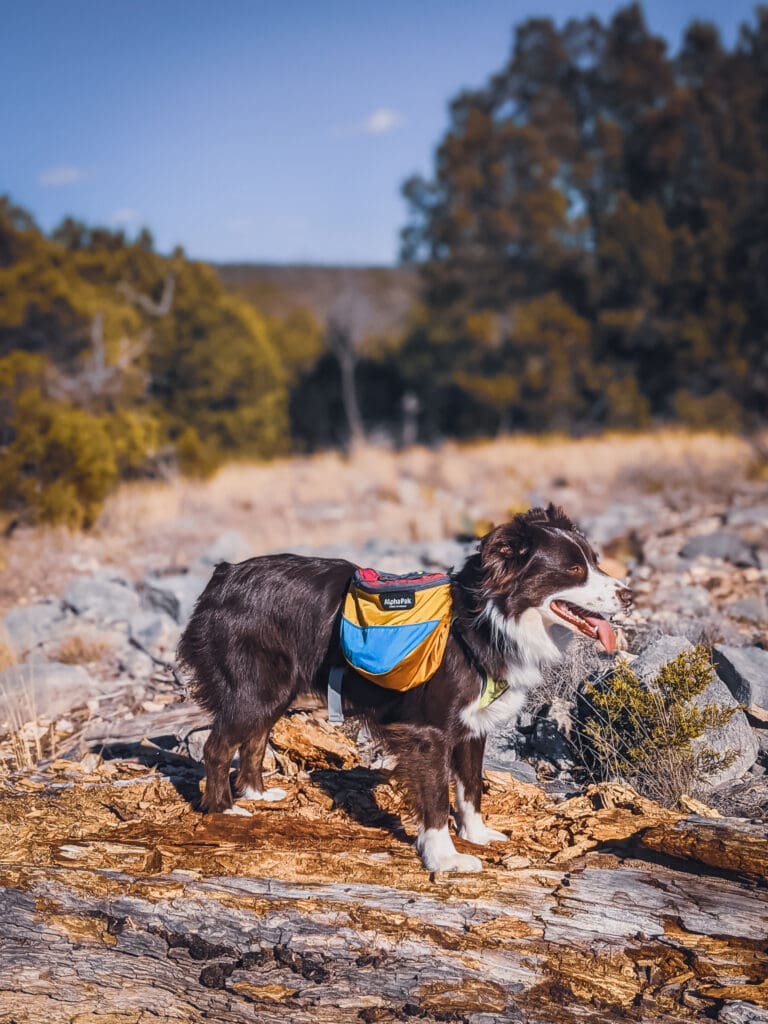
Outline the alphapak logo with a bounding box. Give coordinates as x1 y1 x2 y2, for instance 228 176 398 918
380 590 416 611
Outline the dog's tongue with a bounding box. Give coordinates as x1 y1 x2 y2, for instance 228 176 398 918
585 616 617 653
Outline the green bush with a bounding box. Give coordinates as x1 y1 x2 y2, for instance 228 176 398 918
577 645 737 807
175 426 222 479
0 391 119 528
673 389 744 432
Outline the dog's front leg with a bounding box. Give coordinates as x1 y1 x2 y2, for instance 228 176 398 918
451 736 508 845
384 724 482 873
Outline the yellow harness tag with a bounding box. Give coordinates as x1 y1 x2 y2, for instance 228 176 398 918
479 673 509 709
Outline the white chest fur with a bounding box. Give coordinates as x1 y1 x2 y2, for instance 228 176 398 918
459 604 562 739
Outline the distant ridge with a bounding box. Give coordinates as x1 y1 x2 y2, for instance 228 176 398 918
217 263 418 338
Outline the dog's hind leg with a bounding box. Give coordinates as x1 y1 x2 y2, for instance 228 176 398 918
383 724 482 874
451 736 507 845
236 719 288 803
202 725 240 815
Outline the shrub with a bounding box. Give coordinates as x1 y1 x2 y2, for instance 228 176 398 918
673 389 744 432
0 391 118 528
175 426 222 479
577 645 737 807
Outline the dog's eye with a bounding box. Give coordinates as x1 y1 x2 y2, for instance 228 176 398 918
568 565 583 574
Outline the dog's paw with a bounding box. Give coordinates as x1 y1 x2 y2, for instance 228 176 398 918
427 851 483 873
458 823 508 845
223 805 252 816
417 826 484 873
238 785 288 802
260 787 288 802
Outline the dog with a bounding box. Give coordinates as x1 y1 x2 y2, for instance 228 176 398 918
178 504 631 873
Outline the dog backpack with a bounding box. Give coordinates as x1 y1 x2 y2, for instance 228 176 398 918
340 568 453 692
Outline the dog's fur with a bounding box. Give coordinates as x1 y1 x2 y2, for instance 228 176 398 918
178 504 631 872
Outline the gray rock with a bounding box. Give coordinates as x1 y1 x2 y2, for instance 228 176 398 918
184 727 211 763
483 729 524 773
679 531 758 568
631 636 692 681
117 646 154 679
1 603 65 658
727 503 768 528
530 712 575 770
417 539 473 570
64 576 140 624
632 636 758 789
0 662 101 727
579 499 663 547
713 644 768 710
719 1001 768 1024
725 597 768 624
654 585 712 613
139 573 208 625
129 610 181 660
194 530 252 570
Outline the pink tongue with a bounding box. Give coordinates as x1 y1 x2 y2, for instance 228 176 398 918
586 616 617 653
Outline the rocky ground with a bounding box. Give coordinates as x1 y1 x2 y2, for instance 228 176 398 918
0 435 767 1022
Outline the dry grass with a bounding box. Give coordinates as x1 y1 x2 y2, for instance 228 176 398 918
51 634 112 667
0 428 757 614
0 670 44 773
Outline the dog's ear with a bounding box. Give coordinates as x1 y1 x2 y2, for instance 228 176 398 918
544 503 575 530
480 518 536 571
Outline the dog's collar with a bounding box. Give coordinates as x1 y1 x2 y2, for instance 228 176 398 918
451 621 509 709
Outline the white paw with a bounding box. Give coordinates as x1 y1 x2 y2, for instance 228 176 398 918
223 805 252 816
426 851 483 873
260 787 287 802
238 785 287 802
458 823 508 845
417 825 483 873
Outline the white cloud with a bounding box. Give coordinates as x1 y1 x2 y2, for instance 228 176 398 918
38 165 81 187
335 107 405 138
110 208 140 225
361 107 403 135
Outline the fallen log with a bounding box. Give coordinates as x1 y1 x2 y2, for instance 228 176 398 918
0 714 766 1023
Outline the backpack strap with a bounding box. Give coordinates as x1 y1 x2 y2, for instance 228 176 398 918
328 666 345 724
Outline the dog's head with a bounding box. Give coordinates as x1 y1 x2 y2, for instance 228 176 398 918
479 504 631 653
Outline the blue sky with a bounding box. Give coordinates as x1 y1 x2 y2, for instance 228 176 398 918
1 1 760 264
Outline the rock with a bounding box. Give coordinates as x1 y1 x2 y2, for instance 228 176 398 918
417 539 473 570
64 577 140 624
713 645 768 710
117 645 155 679
483 729 524 773
631 636 693 680
579 499 663 547
724 597 768 625
129 610 180 660
184 727 211 763
633 636 759 789
530 710 575 770
139 574 208 626
194 530 251 570
655 584 712 613
727 503 768 528
679 531 758 568
0 662 101 728
719 1002 768 1024
1 603 65 658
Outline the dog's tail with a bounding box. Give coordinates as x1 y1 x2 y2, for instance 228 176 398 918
176 562 232 715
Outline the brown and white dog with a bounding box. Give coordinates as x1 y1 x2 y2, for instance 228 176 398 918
178 504 631 873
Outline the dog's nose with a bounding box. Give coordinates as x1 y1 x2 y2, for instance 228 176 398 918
617 586 633 608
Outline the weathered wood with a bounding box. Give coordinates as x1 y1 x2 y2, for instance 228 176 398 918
1 714 767 1023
